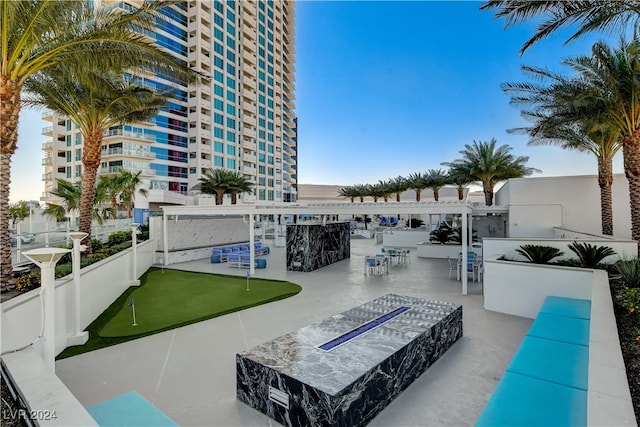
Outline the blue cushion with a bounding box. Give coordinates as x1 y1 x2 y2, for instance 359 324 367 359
88 391 178 427
210 253 221 263
475 372 587 427
256 258 267 268
507 336 589 390
540 296 591 320
527 313 590 347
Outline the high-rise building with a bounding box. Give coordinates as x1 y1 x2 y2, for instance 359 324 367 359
41 0 297 212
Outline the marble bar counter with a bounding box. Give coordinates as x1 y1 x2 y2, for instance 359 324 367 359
236 294 463 427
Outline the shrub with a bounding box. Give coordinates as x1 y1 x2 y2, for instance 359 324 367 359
430 224 455 244
515 244 564 264
407 218 424 228
618 288 640 337
567 242 616 268
55 243 74 265
55 263 73 278
108 230 131 246
16 271 40 291
615 258 640 288
91 238 103 251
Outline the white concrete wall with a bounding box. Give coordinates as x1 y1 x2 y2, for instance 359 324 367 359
416 243 464 259
483 237 637 264
1 240 154 356
483 259 595 318
150 216 250 264
381 230 430 248
509 204 562 238
495 174 632 239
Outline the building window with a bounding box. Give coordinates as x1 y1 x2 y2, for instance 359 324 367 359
214 156 223 167
227 158 236 169
214 142 223 153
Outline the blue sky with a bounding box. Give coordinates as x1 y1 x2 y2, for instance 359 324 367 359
9 1 625 203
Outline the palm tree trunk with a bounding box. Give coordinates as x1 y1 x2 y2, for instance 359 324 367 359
483 181 494 206
457 186 464 200
415 190 421 202
231 192 237 204
597 156 614 235
79 127 104 253
434 189 440 202
623 132 640 249
216 192 223 205
0 76 21 288
396 194 401 202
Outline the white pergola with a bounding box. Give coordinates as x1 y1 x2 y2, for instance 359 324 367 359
161 201 483 294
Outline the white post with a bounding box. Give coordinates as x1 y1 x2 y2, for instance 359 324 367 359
461 209 468 296
163 214 169 267
130 223 140 286
68 232 88 346
16 223 22 263
22 248 71 372
249 214 255 275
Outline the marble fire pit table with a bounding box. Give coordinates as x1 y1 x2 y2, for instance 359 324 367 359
236 293 463 426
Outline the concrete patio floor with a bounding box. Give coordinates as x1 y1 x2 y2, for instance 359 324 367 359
56 237 532 426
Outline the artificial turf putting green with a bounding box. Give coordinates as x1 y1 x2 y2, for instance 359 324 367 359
57 268 301 359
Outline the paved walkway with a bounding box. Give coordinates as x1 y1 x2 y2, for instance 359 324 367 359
56 238 531 426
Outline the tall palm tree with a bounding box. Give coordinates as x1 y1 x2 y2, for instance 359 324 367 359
338 186 358 203
227 172 255 205
407 172 428 201
480 1 640 54
24 69 168 252
506 39 640 244
0 0 195 282
443 139 539 206
388 176 409 202
192 168 233 205
424 169 450 202
503 64 623 234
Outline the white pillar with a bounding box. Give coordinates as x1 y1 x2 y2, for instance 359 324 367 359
16 223 22 263
461 210 468 295
45 221 50 247
163 214 169 267
249 214 255 275
68 232 88 346
130 223 141 286
22 248 71 372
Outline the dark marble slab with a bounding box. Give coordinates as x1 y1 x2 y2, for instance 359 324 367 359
237 294 463 426
286 222 350 272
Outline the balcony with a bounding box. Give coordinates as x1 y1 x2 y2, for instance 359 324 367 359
243 90 257 103
100 166 155 176
100 147 156 159
243 102 257 115
41 109 53 120
243 152 257 164
242 63 256 79
42 157 52 166
41 172 52 182
242 140 257 151
41 140 53 151
242 164 257 176
42 126 53 136
243 128 257 139
243 115 257 127
103 128 156 143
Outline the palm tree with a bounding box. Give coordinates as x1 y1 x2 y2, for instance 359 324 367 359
227 172 254 205
24 69 168 251
351 184 369 203
503 62 623 234
367 183 385 203
376 180 393 202
99 169 149 218
388 176 409 202
447 170 474 201
9 201 30 228
506 39 640 244
338 186 358 203
0 0 195 281
407 172 428 201
192 168 233 205
443 139 539 206
480 1 640 54
424 169 450 202
43 179 112 225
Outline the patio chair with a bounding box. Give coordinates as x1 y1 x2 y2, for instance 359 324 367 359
365 256 379 276
448 257 460 280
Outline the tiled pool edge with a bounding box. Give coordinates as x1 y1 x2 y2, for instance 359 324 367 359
588 269 636 426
